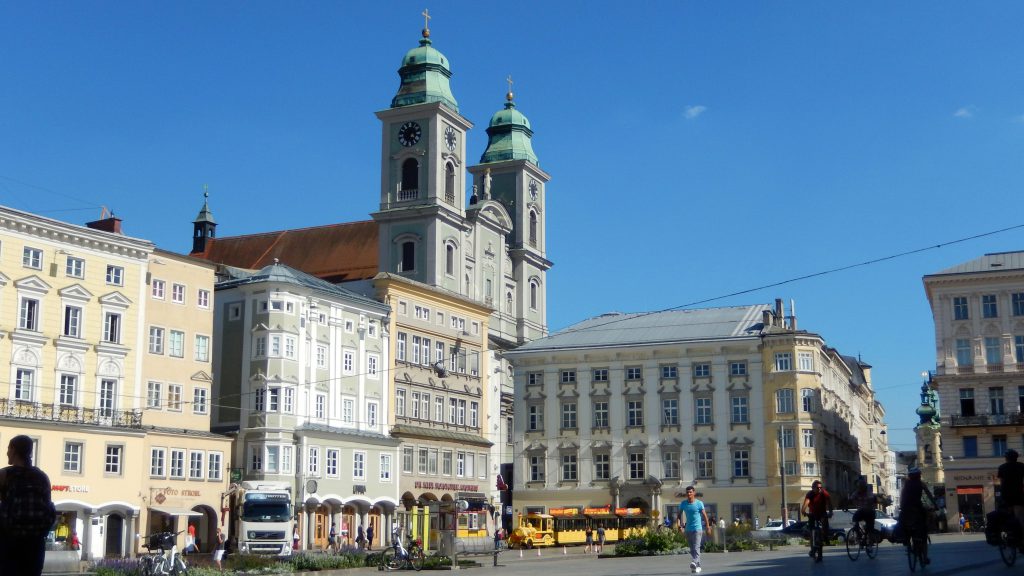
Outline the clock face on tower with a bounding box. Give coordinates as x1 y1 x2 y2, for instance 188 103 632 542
444 126 457 151
398 121 422 147
529 179 539 200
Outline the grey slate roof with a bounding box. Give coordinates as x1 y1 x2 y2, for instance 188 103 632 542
930 251 1024 276
217 262 389 312
510 305 771 353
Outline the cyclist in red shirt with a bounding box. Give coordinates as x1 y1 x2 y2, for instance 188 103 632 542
802 480 834 552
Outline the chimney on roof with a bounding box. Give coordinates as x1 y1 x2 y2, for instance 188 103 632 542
774 298 784 327
86 210 123 234
762 310 772 328
789 299 798 331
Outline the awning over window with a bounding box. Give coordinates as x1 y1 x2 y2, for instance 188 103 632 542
150 506 203 517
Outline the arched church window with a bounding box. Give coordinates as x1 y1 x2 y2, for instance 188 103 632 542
444 163 456 204
506 291 513 313
445 244 455 276
530 281 538 310
400 241 415 273
400 159 419 200
485 279 493 303
465 273 472 297
529 211 538 246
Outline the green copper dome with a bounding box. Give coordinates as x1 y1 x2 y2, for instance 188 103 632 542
391 30 459 111
480 92 538 165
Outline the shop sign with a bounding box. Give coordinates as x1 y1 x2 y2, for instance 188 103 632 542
152 487 203 503
413 481 479 491
951 472 995 483
51 485 89 493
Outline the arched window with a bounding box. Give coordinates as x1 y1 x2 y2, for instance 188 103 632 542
400 241 415 272
485 279 493 302
506 291 513 313
444 163 456 204
529 211 538 246
445 244 455 276
530 281 538 310
400 159 419 200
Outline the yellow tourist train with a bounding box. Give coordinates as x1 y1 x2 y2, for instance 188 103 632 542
508 506 649 548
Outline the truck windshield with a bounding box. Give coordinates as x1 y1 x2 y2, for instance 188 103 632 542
241 500 291 522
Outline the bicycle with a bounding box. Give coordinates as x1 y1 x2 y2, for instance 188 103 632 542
806 516 826 563
905 522 928 572
382 530 425 571
845 520 879 561
140 531 189 576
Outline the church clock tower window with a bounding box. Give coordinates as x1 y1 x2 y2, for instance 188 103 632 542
445 244 455 276
529 211 538 246
400 159 419 201
444 163 456 204
400 241 416 273
530 281 538 310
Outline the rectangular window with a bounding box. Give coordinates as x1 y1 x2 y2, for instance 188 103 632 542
249 445 263 472
281 446 293 474
147 382 162 408
774 352 792 371
189 451 204 480
963 436 978 458
798 352 814 372
693 363 711 378
626 366 642 380
592 369 608 382
63 305 82 338
380 454 392 481
784 461 797 476
66 256 84 278
168 330 184 357
168 384 182 411
103 312 121 343
591 402 607 428
106 265 123 286
960 388 976 417
57 374 77 406
22 246 42 269
171 283 186 304
781 428 795 448
353 452 366 480
983 294 999 318
731 395 749 423
1017 336 1024 363
984 336 1003 367
994 435 1008 456
152 279 165 299
284 336 296 359
270 335 280 356
561 454 578 481
469 401 478 428
561 403 577 429
560 370 576 383
662 398 679 425
442 451 453 476
208 452 223 480
733 450 750 477
802 429 816 448
367 402 378 427
663 451 680 478
661 365 678 379
99 379 116 416
254 336 266 357
14 369 34 402
315 395 326 419
418 449 428 474
628 452 645 480
434 396 443 422
283 388 294 413
594 453 610 480
457 399 466 425
954 296 969 320
730 361 747 376
1014 293 1024 317
411 392 421 419
343 398 355 424
19 298 39 331
395 389 406 417
412 336 421 364
194 335 210 362
801 388 815 412
402 447 413 473
105 445 123 475
397 333 406 361
528 404 543 431
307 446 320 476
528 372 543 385
343 350 355 374
368 355 378 377
150 448 166 477
149 326 165 354
64 442 83 473
424 449 436 475
776 389 795 413
803 461 817 476
627 400 644 427
193 388 208 415
197 289 210 308
530 456 544 482
696 448 712 475
695 397 712 425
991 387 1005 415
169 449 185 478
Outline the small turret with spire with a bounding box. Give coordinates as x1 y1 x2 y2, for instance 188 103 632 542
191 186 217 254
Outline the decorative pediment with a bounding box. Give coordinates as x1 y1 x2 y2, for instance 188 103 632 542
658 438 684 448
726 381 751 392
56 353 83 373
97 358 122 377
690 382 715 393
0 270 9 286
251 322 270 332
14 275 51 294
692 437 717 447
191 370 214 383
728 436 754 445
625 439 647 448
58 284 93 302
12 346 41 367
557 387 580 398
591 440 612 450
557 440 578 450
658 382 681 394
525 440 547 452
99 291 133 308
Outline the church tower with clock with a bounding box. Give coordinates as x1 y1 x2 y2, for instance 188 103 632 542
372 20 551 345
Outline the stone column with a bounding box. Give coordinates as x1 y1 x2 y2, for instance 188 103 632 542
306 505 317 550
81 509 99 562
124 511 138 558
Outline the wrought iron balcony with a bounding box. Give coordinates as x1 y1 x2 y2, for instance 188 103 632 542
0 398 143 429
949 411 1024 427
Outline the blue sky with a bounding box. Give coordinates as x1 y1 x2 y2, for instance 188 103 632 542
3 1 1024 454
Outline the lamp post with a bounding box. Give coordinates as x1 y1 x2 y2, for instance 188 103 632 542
778 424 788 523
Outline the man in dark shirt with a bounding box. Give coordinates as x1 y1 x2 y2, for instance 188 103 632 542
899 468 937 565
998 449 1024 529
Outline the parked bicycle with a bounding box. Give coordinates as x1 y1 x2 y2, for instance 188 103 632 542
140 530 189 576
382 529 425 571
845 520 879 561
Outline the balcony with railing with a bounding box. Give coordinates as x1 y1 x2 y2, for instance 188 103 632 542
0 398 143 428
949 411 1024 427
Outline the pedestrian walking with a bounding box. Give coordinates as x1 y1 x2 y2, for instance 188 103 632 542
958 512 966 534
328 522 337 552
596 525 606 554
213 527 226 570
679 485 712 574
357 524 366 550
0 434 57 576
585 524 594 553
366 523 374 551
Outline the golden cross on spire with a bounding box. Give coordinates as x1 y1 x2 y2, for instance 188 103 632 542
422 8 431 37
506 75 514 101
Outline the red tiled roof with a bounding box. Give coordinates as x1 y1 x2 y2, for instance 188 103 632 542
192 220 379 282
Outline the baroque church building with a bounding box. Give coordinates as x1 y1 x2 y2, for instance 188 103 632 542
191 22 550 541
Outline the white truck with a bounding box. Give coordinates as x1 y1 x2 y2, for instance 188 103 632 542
233 481 293 556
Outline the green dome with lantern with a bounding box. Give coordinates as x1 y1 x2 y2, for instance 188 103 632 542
480 90 538 165
391 27 459 111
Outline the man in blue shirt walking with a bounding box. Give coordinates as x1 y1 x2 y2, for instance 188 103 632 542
678 486 712 573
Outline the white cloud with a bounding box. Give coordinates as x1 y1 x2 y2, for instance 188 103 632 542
953 106 976 118
683 105 707 120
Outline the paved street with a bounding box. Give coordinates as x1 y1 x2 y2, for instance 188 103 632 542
482 533 1004 576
